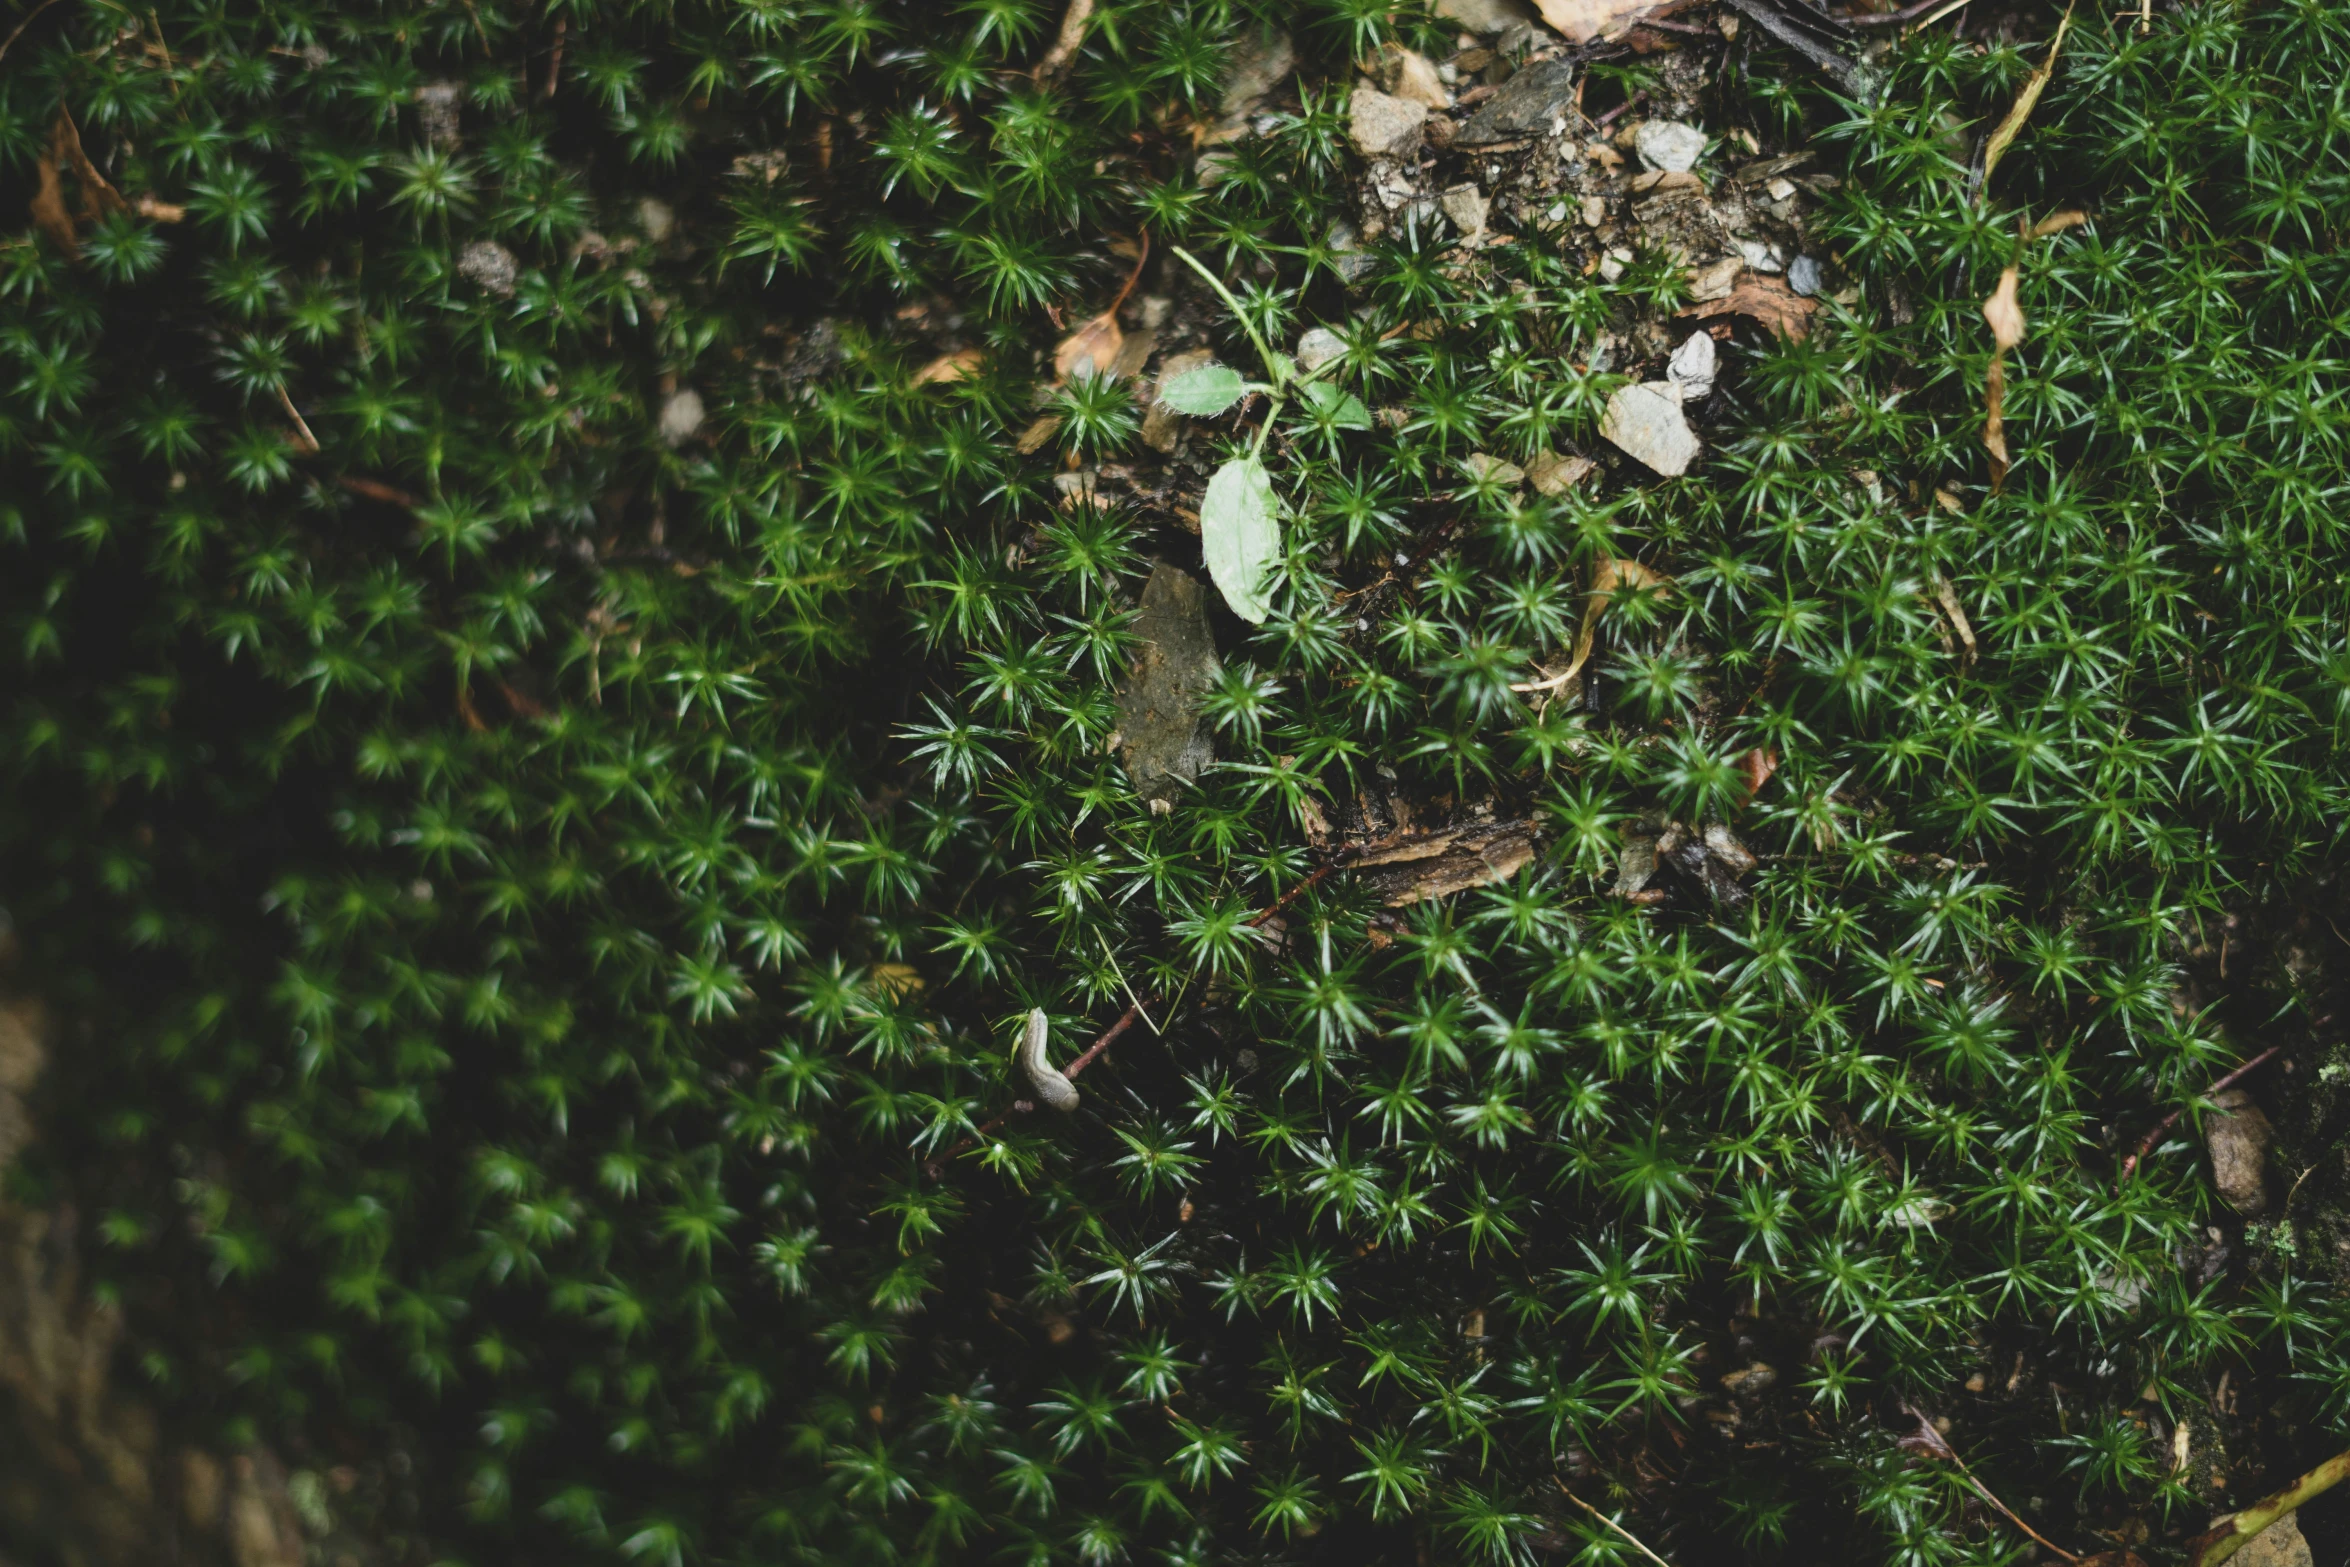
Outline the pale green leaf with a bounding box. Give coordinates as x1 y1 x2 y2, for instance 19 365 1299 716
1200 456 1281 624
1160 364 1247 417
1303 382 1372 430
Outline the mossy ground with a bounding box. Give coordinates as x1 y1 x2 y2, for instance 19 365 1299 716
4 0 2350 1563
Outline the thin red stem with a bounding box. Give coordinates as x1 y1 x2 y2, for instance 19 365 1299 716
2116 1045 2281 1188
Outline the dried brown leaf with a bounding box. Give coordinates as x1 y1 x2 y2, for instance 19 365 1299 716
1981 266 2024 351
1740 746 1779 797
28 150 74 252
1677 272 1819 341
2029 207 2089 239
1016 415 1063 455
1054 311 1125 382
1532 0 1660 44
913 348 985 386
1980 265 2022 485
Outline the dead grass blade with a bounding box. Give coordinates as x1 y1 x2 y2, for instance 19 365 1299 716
1980 0 2077 185
1512 556 1671 695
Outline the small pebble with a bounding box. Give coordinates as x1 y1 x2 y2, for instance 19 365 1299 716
1789 255 1824 296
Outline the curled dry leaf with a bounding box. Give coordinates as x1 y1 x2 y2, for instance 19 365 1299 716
1676 271 1819 341
1980 265 2022 484
1930 575 1977 663
1513 556 1672 695
1015 414 1063 455
1740 746 1780 797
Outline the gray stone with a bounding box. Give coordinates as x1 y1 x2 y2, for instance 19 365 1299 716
1328 222 1378 284
1633 119 1706 173
1295 328 1347 374
1788 254 1824 296
2208 1088 2273 1215
1437 0 1539 34
457 240 518 298
1350 88 1428 159
1220 29 1297 118
1440 182 1490 239
1601 382 1701 476
1116 565 1223 809
658 388 706 447
1667 332 1716 401
1455 58 1580 145
2234 1510 2313 1567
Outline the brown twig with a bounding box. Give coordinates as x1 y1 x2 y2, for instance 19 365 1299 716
2115 1045 2282 1188
1032 0 1094 84
1899 1406 2078 1563
0 0 67 68
1592 89 1647 130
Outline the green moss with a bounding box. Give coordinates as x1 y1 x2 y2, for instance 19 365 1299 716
4 0 2350 1563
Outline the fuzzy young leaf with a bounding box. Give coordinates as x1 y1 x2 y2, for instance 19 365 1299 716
1200 456 1281 625
1160 364 1247 417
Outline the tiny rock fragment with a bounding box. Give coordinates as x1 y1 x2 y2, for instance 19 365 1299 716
1055 311 1125 382
1701 823 1756 875
1219 28 1297 120
1440 182 1491 241
1579 194 1609 228
1463 452 1525 488
1143 348 1217 453
1632 119 1706 173
1378 43 1453 109
1720 1363 1778 1396
1766 175 1798 202
1600 381 1701 476
1454 57 1581 145
457 239 519 298
1687 255 1741 300
1526 449 1595 495
1666 332 1716 401
1735 237 1785 273
1328 221 1377 284
1350 88 1428 159
1116 564 1222 809
1295 328 1346 374
2207 1087 2273 1216
1614 833 1659 896
637 196 676 242
1437 0 1539 33
658 387 706 447
1788 254 1823 296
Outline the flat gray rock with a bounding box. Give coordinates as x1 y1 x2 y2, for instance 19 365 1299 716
1117 565 1222 809
1455 58 1579 145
